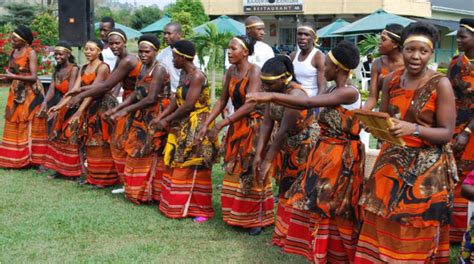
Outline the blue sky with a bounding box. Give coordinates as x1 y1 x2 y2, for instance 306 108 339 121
119 0 176 9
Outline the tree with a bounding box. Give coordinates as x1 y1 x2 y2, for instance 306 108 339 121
171 11 194 40
192 24 233 102
357 34 380 58
0 3 40 26
130 6 163 30
94 6 132 27
30 12 58 46
94 6 115 22
165 0 208 27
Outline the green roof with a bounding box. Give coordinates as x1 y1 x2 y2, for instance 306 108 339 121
140 14 171 33
194 15 245 36
332 9 414 36
317 18 349 38
94 22 142 39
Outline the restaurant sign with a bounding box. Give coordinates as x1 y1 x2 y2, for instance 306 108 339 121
243 0 304 13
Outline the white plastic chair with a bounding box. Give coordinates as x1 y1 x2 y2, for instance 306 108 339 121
354 56 371 91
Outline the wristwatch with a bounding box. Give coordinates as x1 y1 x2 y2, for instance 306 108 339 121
413 124 420 137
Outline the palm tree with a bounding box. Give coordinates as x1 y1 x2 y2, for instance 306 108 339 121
192 24 233 103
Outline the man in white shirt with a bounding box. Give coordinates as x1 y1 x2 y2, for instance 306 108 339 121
225 16 274 69
245 16 275 67
99 16 117 71
156 22 183 98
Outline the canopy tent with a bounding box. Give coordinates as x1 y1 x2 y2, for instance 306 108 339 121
317 18 349 38
94 22 142 39
332 9 415 36
140 14 171 33
415 18 459 31
194 15 245 36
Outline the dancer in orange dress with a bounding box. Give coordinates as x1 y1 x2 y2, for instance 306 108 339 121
198 36 273 234
447 18 474 244
252 55 318 259
0 25 48 169
356 22 457 263
108 34 170 204
49 39 117 187
67 29 141 187
42 41 80 179
150 40 218 222
363 24 405 110
248 41 363 263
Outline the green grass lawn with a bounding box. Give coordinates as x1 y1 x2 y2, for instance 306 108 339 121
0 87 306 263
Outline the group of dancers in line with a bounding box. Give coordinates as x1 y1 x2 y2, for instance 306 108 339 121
0 13 473 263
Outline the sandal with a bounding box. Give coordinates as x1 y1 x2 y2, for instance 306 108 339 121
192 216 209 223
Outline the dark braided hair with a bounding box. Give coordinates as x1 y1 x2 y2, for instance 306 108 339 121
138 34 161 51
54 40 75 70
174 40 196 61
331 40 360 70
108 28 127 43
261 55 300 84
401 22 438 46
459 18 474 35
14 25 33 45
101 16 115 28
233 35 254 56
384 23 404 48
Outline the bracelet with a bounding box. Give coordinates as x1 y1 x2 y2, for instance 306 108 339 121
464 127 472 135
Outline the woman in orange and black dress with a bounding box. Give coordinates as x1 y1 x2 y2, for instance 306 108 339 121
253 56 318 260
0 25 48 169
198 36 274 234
363 23 405 111
356 22 457 263
150 40 218 222
108 34 170 204
49 39 116 187
248 41 364 263
68 29 141 187
447 18 474 244
42 41 80 179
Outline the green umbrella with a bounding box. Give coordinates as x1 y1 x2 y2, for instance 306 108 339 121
317 18 349 38
94 22 142 39
332 9 415 36
140 14 171 33
194 15 245 36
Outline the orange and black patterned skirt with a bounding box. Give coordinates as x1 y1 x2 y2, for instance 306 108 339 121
86 146 117 186
122 100 169 204
84 96 119 186
0 83 47 168
273 200 315 262
354 212 450 264
44 106 82 177
110 115 129 183
159 166 214 219
450 133 474 243
221 170 274 228
221 117 274 228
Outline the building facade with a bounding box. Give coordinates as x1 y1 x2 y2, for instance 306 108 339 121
201 0 431 47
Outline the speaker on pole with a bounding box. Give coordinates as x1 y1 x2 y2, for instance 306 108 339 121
58 0 94 47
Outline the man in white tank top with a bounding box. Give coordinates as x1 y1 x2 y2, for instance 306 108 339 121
290 23 326 97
